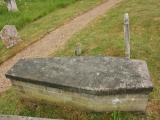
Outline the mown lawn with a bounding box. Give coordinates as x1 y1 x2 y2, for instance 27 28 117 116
0 0 160 119
0 0 77 30
53 0 160 119
0 0 104 64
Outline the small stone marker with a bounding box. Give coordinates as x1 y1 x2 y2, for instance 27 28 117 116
124 13 130 59
5 0 18 12
0 25 21 48
75 43 82 56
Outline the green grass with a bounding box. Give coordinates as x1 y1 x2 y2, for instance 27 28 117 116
0 0 76 30
53 0 160 119
0 0 104 64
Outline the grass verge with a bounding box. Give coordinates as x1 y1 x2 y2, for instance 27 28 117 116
0 0 78 30
0 0 104 64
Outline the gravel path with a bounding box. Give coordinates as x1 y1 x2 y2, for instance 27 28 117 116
0 0 121 92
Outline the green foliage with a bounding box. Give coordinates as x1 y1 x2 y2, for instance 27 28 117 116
0 0 76 30
109 112 146 120
110 112 122 120
0 0 77 63
0 88 20 115
0 0 102 64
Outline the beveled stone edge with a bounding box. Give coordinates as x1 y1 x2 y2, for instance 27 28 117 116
0 115 63 120
6 75 153 96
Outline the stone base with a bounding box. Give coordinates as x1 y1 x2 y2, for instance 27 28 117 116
0 115 62 120
6 57 153 112
13 80 148 112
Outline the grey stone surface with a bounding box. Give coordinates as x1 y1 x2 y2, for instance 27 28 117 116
0 115 62 120
6 56 153 95
124 13 130 59
12 80 150 111
0 25 21 48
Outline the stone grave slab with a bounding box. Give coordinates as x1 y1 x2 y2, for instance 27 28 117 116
6 56 153 112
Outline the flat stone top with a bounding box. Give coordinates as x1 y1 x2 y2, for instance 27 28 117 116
6 57 153 95
0 115 62 120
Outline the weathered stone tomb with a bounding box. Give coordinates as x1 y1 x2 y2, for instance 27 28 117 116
6 56 153 112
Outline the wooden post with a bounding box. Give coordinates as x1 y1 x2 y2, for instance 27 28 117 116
124 13 130 59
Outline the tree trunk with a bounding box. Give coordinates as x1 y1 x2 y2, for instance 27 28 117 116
5 0 18 12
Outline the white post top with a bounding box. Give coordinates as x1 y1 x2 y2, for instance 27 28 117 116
124 13 129 24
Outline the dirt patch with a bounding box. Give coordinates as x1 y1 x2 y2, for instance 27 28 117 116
147 100 160 120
